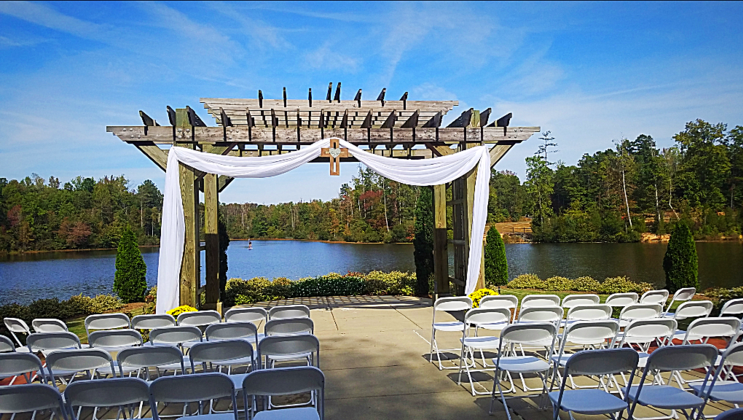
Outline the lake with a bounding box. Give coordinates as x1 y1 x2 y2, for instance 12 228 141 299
0 240 741 304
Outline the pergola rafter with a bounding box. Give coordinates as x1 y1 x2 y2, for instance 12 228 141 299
107 84 539 311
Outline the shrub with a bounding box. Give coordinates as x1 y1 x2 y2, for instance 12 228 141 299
599 276 653 294
88 295 123 313
571 276 601 292
364 271 416 295
485 227 509 287
28 298 71 320
144 286 157 314
469 288 498 308
224 277 273 306
663 223 699 292
507 274 544 289
114 225 148 303
290 275 365 297
267 277 292 299
544 276 573 291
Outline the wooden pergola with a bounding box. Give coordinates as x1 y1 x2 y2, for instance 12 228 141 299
107 84 539 310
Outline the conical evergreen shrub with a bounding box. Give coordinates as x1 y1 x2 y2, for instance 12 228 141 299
413 187 434 296
114 225 147 303
663 222 698 292
485 226 508 286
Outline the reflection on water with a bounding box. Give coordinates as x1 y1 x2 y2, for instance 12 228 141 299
0 240 740 304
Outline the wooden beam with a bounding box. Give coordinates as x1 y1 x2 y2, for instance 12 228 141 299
376 88 386 106
380 111 397 128
258 90 263 108
139 111 159 127
447 108 473 128
326 82 332 102
360 110 373 128
167 106 177 126
489 144 514 167
354 89 362 108
334 82 341 102
422 112 442 128
480 108 491 127
401 110 419 128
186 106 207 127
135 143 168 172
179 161 198 308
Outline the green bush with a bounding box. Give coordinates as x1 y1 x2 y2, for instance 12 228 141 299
364 271 416 295
507 274 545 289
266 277 292 299
114 225 148 303
571 276 601 292
290 274 365 297
224 277 275 306
663 223 699 292
544 276 573 291
599 276 652 294
485 227 509 287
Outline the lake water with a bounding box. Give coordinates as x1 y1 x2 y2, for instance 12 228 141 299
0 240 741 304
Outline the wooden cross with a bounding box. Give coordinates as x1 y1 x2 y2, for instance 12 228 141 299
320 138 349 176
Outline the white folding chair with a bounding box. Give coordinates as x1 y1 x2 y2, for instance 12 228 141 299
521 294 560 310
224 307 268 325
150 372 238 420
268 305 311 320
0 383 67 420
190 339 254 374
64 377 152 420
429 296 471 370
258 334 320 369
518 306 564 325
148 326 202 373
663 287 697 316
641 290 670 306
616 303 663 328
676 317 741 346
117 345 186 380
550 320 621 391
456 308 511 395
85 313 131 336
0 335 16 353
264 318 314 336
480 295 518 322
549 348 638 420
605 293 639 308
3 317 32 351
561 294 600 310
664 300 713 320
625 344 718 420
564 304 612 327
177 310 222 327
46 348 116 387
617 318 677 355
242 366 325 420
27 331 82 357
0 351 46 385
721 299 743 319
131 314 176 331
691 342 743 413
32 318 69 333
88 329 143 352
489 322 558 419
206 322 261 346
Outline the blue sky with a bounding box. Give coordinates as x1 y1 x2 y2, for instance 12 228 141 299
1 2 742 204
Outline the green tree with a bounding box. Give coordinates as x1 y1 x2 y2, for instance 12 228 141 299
218 209 230 300
663 222 698 292
113 225 147 303
413 186 434 296
484 226 508 286
525 155 554 227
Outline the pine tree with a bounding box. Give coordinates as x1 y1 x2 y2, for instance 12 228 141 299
663 222 698 292
485 226 508 286
413 187 434 296
114 225 147 303
218 209 230 301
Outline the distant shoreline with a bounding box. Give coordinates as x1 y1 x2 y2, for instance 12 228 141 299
231 238 413 246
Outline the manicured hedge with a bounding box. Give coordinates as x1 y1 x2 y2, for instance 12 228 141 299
506 274 653 294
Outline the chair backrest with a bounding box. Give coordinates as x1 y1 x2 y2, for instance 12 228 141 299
0 335 16 353
131 314 176 330
258 335 320 367
268 305 311 320
605 292 639 307
645 344 717 372
640 290 669 305
682 317 741 344
433 296 472 312
150 372 237 419
0 352 45 382
84 313 131 335
620 318 677 348
673 300 713 320
480 295 518 310
177 310 222 327
521 294 560 309
566 304 612 321
0 383 67 417
717 342 743 369
264 318 314 336
721 298 743 317
189 340 254 372
117 345 185 375
565 347 639 377
560 320 620 348
242 366 324 419
561 294 600 309
3 317 31 347
224 307 268 324
499 322 558 349
206 322 259 343
672 287 696 302
88 329 143 350
619 303 662 321
716 408 743 420
27 332 81 353
148 326 202 346
32 318 68 333
45 348 115 382
64 377 150 412
464 308 511 330
518 306 564 324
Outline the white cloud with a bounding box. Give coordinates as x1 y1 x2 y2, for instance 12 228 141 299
303 43 360 72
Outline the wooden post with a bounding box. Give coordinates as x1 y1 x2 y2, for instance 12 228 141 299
433 184 449 296
203 171 220 310
177 109 199 309
466 165 486 291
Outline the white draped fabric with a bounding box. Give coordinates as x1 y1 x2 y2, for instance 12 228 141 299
156 138 491 314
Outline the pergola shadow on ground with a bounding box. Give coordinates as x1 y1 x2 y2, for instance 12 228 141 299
242 295 740 420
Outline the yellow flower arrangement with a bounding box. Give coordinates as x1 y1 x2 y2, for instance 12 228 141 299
468 288 498 308
166 305 198 317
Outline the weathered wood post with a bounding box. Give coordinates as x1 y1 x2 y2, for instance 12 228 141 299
433 184 449 296
176 108 199 308
203 160 221 313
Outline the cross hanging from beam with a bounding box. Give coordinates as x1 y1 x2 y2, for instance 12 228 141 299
320 138 349 176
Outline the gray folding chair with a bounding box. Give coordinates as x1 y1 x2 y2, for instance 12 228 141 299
0 383 67 420
224 307 268 325
715 408 743 420
117 345 186 380
3 317 32 351
177 311 222 327
46 348 116 387
264 318 314 337
663 287 696 316
625 344 718 420
131 314 176 331
0 335 16 353
88 329 143 352
242 366 325 420
85 313 131 335
206 322 261 346
258 334 320 370
190 339 254 374
268 305 311 320
429 296 471 370
32 318 69 333
149 326 202 349
690 342 743 414
149 372 238 420
0 351 46 385
64 377 152 420
27 331 82 357
549 348 638 420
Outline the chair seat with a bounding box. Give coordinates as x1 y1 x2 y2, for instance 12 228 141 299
549 389 629 415
433 322 465 332
494 356 550 374
181 341 203 349
265 353 312 364
473 321 508 331
253 407 320 420
210 355 254 367
175 413 236 420
690 381 743 403
461 336 500 349
159 356 190 372
96 361 140 377
550 354 572 367
624 385 704 409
